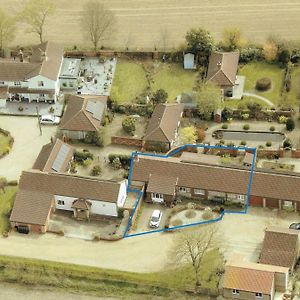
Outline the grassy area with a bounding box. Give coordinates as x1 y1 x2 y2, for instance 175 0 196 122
239 62 285 106
0 249 222 298
0 133 11 157
151 64 197 101
0 186 17 234
110 60 148 104
286 66 300 106
223 96 272 109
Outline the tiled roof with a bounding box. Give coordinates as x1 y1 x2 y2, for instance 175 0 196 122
8 86 55 94
59 95 107 132
223 265 274 294
32 139 73 173
10 170 125 226
206 51 239 86
131 155 300 202
147 173 178 195
0 62 41 81
144 103 183 143
260 227 299 269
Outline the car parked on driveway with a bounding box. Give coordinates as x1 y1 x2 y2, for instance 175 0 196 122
40 115 60 125
149 209 162 228
289 223 300 230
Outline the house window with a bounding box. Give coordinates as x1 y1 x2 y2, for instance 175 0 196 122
284 201 293 208
14 81 21 86
194 189 205 195
179 187 187 193
39 94 45 97
232 289 239 295
152 193 163 199
255 293 263 298
57 200 65 205
238 195 245 201
38 81 44 87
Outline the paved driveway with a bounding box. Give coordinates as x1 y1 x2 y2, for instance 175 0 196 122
0 116 57 180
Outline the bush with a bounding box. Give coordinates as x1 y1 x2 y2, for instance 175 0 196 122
243 124 250 130
196 128 206 142
278 115 288 124
226 141 235 147
266 141 272 147
112 157 122 170
7 180 18 186
240 140 247 146
83 129 105 147
108 154 131 168
241 113 249 120
122 116 136 134
185 210 196 219
82 158 93 167
91 165 102 176
240 47 262 63
269 126 275 131
74 151 94 164
258 145 265 149
283 138 293 149
69 160 77 173
222 124 228 129
219 139 225 145
255 77 272 91
286 118 295 131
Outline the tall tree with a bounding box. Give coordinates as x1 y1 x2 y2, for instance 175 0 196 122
152 89 168 105
21 0 56 43
173 225 219 289
81 0 115 51
180 126 197 144
221 27 246 51
196 82 222 120
0 9 16 51
185 28 214 55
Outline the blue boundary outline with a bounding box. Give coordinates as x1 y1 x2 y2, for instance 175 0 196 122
123 144 257 238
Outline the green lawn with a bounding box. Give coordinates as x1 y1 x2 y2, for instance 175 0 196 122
239 62 285 106
0 249 222 298
0 186 17 234
0 133 11 157
151 64 197 101
110 60 148 104
224 96 272 109
286 66 300 106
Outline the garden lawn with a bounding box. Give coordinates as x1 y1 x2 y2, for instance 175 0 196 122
0 133 11 157
0 186 17 234
286 66 300 106
223 96 272 109
110 60 148 104
152 63 197 101
239 62 285 106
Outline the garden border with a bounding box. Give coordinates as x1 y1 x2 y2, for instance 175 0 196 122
123 143 257 238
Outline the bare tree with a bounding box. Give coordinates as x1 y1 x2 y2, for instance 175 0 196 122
21 0 56 43
174 224 219 289
81 0 115 51
0 9 16 51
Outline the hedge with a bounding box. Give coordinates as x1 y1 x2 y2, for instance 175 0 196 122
108 154 132 168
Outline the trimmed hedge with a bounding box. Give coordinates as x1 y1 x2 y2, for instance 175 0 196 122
74 151 94 164
108 154 131 168
255 77 271 91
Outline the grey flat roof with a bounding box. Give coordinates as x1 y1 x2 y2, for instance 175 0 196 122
59 58 81 79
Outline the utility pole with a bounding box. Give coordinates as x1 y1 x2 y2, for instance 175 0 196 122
36 106 42 136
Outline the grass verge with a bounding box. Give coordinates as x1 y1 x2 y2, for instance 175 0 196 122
0 186 17 234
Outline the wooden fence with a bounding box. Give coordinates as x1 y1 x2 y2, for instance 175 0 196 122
111 136 143 147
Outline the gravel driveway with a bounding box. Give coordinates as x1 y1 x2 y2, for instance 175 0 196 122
0 116 57 180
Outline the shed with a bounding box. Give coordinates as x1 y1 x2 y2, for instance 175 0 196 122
183 53 196 70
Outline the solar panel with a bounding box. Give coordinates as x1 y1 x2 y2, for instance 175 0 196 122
86 100 95 113
52 144 70 172
93 102 104 121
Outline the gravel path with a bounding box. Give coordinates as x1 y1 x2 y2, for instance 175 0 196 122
243 92 274 107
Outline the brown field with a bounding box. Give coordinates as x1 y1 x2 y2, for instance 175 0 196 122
1 0 300 50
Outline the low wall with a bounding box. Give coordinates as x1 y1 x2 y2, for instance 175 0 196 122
111 136 143 147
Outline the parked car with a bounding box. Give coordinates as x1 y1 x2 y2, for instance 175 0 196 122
289 223 300 230
40 115 60 125
149 209 162 228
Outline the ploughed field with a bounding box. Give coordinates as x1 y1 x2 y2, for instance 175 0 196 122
2 0 300 49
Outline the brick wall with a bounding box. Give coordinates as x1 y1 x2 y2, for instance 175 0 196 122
111 136 143 147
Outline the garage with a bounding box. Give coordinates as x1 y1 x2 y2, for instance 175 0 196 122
249 195 263 207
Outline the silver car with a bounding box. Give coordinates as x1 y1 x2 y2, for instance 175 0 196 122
149 209 162 228
40 115 60 125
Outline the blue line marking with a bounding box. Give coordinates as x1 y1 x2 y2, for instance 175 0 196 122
123 144 256 238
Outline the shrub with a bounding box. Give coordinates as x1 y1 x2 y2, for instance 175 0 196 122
48 107 55 113
283 139 293 149
70 160 77 173
266 141 272 147
240 140 247 146
255 77 272 91
241 113 249 120
202 210 213 220
219 139 225 145
83 129 104 147
82 158 93 167
278 115 288 124
122 116 136 134
196 128 206 142
91 165 102 176
243 124 250 130
112 157 122 170
108 154 131 168
7 180 18 186
226 141 235 147
269 126 275 131
222 124 228 129
240 47 262 63
286 118 295 131
185 210 196 219
74 151 93 164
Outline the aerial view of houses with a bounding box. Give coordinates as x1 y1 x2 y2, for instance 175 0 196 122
1 0 300 299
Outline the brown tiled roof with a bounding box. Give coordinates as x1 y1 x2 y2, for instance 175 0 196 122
223 265 274 294
10 190 54 226
59 95 107 132
131 155 300 202
144 103 183 143
10 170 125 225
260 227 299 269
0 41 63 82
147 173 178 195
8 86 55 94
32 139 73 173
71 199 92 210
206 51 239 86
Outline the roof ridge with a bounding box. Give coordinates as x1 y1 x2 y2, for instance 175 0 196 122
60 109 83 129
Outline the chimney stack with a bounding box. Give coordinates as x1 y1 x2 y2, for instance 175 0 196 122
133 151 139 163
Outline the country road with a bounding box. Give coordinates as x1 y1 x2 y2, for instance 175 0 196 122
1 0 300 49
